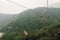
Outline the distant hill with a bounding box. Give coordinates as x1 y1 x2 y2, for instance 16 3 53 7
0 13 17 29
1 7 60 32
1 7 60 40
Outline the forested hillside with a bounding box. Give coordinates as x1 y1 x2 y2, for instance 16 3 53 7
1 24 60 40
1 7 60 32
24 24 60 40
0 7 60 40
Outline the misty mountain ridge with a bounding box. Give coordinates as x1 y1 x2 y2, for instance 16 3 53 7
1 7 60 40
0 13 17 29
1 7 60 33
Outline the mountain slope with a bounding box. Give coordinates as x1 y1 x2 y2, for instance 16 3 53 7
1 24 60 40
1 7 60 40
1 7 60 32
24 24 60 40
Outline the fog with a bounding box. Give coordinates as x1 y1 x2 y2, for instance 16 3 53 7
0 0 60 14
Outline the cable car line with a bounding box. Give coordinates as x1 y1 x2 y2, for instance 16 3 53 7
6 0 38 14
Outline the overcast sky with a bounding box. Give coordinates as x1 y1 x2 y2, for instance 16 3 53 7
0 0 60 14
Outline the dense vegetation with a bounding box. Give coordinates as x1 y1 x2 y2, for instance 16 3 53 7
1 7 60 32
24 24 60 40
0 7 60 40
1 24 60 40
